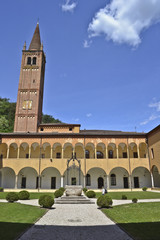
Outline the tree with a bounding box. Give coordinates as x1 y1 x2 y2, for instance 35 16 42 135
42 114 62 124
0 116 9 132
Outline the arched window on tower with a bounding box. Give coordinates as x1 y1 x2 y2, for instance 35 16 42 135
111 174 116 186
32 57 37 65
86 174 91 186
27 57 31 65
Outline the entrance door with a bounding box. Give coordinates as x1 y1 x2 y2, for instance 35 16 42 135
21 177 26 188
134 177 139 188
51 177 56 189
98 177 104 189
123 177 129 188
71 177 76 185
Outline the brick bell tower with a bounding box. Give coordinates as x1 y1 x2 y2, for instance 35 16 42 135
14 23 46 132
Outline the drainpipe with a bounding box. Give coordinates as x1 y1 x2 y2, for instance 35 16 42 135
127 138 132 191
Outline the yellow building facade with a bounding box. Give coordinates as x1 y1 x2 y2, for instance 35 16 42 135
0 24 159 191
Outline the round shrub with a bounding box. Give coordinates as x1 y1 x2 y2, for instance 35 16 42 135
6 192 19 203
122 194 127 200
18 190 30 200
0 187 3 192
54 189 63 198
132 198 138 203
83 187 88 193
39 195 54 208
97 194 113 208
86 190 96 198
59 187 65 193
142 187 147 191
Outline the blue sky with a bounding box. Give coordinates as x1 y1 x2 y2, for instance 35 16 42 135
0 0 160 133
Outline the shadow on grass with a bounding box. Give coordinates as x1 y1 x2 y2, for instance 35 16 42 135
1 221 160 240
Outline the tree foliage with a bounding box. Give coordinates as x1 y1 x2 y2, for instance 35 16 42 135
0 97 62 133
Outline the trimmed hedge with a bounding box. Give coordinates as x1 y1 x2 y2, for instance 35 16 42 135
142 187 147 191
54 189 63 198
86 190 96 198
0 187 3 192
132 198 138 203
59 187 65 193
97 194 113 208
6 192 19 203
122 194 127 200
83 187 88 193
39 195 54 208
18 191 30 200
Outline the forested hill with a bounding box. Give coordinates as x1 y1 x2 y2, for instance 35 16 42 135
0 97 62 133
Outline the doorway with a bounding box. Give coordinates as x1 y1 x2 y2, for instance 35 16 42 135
21 177 26 188
71 177 76 185
123 177 129 188
134 177 139 188
98 177 104 189
51 177 56 189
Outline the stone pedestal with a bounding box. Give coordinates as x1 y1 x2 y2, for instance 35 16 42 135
65 185 82 196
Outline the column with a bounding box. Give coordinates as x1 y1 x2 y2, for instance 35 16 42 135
106 148 108 159
116 147 119 158
138 145 140 158
29 147 31 159
15 175 18 189
95 146 97 159
107 175 110 189
129 175 132 189
84 175 86 188
62 148 64 159
151 173 154 188
73 147 75 157
83 148 86 159
7 147 9 159
50 147 53 159
17 147 20 159
61 176 64 187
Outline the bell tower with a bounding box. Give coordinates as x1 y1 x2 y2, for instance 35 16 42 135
14 23 46 132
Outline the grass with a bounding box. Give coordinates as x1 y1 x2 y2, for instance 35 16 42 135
0 192 54 199
0 202 47 240
102 202 160 240
96 191 160 199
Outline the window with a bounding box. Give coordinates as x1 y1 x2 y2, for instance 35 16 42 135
133 152 138 158
40 128 44 131
27 57 31 65
85 150 90 159
108 150 113 158
86 174 91 186
32 57 37 65
97 151 103 159
123 152 127 158
33 79 35 83
56 152 61 159
26 153 29 159
41 154 45 159
111 174 116 186
0 154 3 160
69 128 72 131
151 148 154 159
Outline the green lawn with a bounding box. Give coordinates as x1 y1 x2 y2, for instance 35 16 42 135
0 192 54 199
0 202 46 240
96 191 160 199
102 202 160 240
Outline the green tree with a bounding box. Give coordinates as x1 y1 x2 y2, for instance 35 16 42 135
0 116 9 132
42 114 62 123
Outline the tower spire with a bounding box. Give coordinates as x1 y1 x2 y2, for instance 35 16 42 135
29 23 41 50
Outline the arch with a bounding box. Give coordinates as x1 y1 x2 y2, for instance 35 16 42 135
41 167 61 189
63 142 73 159
18 167 38 189
52 143 62 159
98 177 104 189
109 167 129 189
87 167 107 189
9 143 18 158
129 142 138 158
139 143 147 158
108 143 116 158
152 165 160 187
75 143 84 159
132 167 151 188
85 143 95 159
30 142 40 158
118 143 127 158
32 57 37 65
19 142 29 158
27 57 31 65
0 143 8 158
42 142 51 158
97 143 106 158
0 167 16 188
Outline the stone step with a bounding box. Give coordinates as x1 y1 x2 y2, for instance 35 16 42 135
55 199 94 204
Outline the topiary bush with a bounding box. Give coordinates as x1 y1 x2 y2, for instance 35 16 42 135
59 187 65 193
39 195 54 208
6 192 19 203
97 194 113 208
0 187 3 192
83 187 88 193
122 194 127 200
86 190 96 198
54 189 63 198
18 190 30 200
132 198 138 203
142 187 147 191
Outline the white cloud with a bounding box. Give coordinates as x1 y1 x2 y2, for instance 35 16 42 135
74 118 79 122
149 101 160 112
83 40 92 48
88 0 160 46
140 114 160 125
61 0 77 12
86 113 92 118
